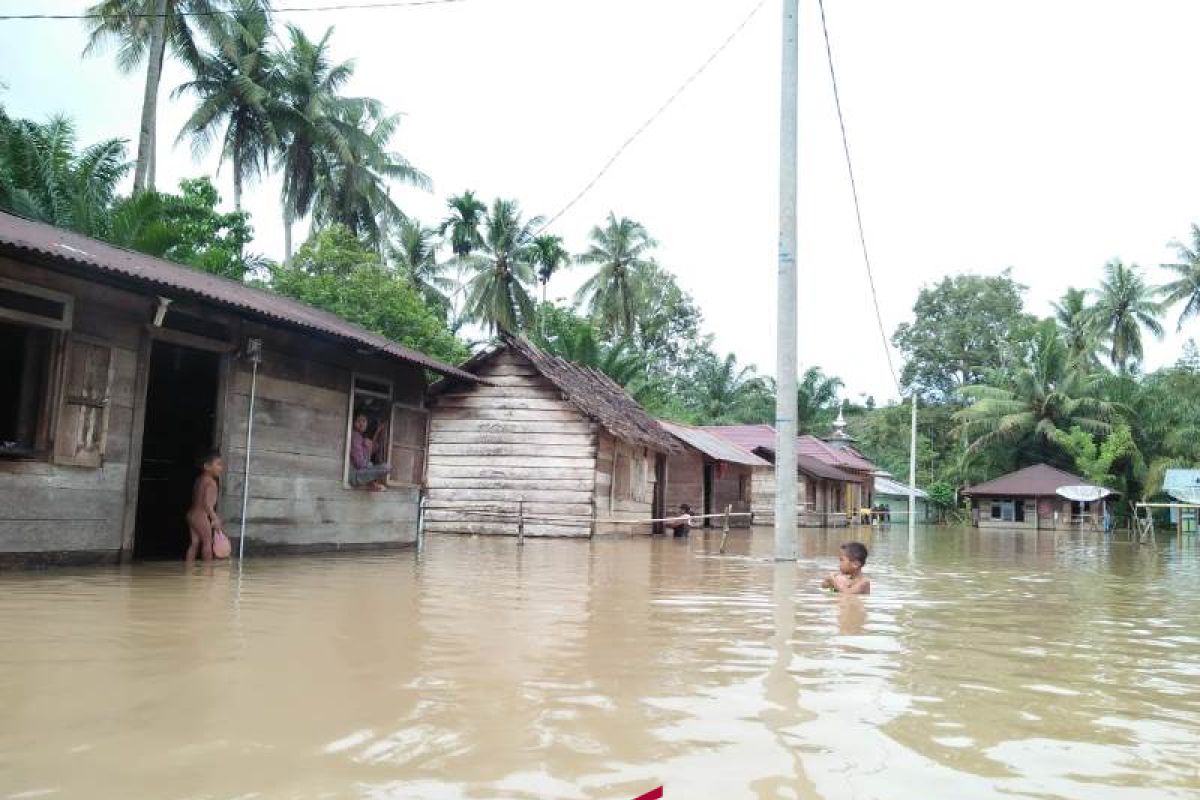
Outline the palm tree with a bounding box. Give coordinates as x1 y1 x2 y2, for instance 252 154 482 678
0 114 129 236
460 199 541 333
391 218 451 317
955 320 1115 457
310 103 429 248
796 366 842 433
83 0 210 192
538 324 658 405
438 190 487 257
1052 287 1101 371
173 0 282 211
1090 259 1164 372
1161 224 1200 331
575 213 657 337
688 352 772 424
530 234 570 304
275 23 357 260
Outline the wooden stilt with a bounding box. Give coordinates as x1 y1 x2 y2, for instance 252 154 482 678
719 504 732 554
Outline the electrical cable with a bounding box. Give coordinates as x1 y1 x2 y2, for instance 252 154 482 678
816 0 902 396
535 0 767 234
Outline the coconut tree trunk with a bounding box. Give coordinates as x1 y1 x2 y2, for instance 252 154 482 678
233 168 243 212
133 0 169 194
283 206 294 262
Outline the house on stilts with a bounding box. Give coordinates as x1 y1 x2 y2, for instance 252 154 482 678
424 335 680 537
0 212 477 566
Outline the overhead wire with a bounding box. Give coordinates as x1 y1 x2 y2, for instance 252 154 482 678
0 0 469 21
816 0 902 397
535 0 768 234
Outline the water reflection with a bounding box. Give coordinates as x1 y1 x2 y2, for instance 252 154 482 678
1 527 1198 799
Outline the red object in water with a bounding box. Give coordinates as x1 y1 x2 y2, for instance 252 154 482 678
631 788 663 800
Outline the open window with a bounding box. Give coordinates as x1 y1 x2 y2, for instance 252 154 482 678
388 404 428 486
344 374 429 488
0 279 74 460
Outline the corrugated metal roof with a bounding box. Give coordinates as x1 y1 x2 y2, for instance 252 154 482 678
873 474 928 499
1164 469 1200 490
797 435 877 472
0 211 479 382
962 464 1089 497
659 420 771 466
701 425 860 482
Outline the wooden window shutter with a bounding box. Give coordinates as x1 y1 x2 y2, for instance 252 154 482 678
389 404 428 485
54 338 114 468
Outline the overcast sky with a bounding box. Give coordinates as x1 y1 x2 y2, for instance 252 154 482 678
3 0 1199 403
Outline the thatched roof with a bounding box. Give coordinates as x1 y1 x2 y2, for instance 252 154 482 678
437 335 679 453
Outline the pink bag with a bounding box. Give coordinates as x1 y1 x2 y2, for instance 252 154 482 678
212 528 232 559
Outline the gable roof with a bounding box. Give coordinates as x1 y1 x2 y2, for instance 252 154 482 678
0 211 478 381
961 463 1090 497
797 434 877 472
440 335 678 453
659 421 771 466
874 474 929 499
702 424 860 482
1164 469 1200 491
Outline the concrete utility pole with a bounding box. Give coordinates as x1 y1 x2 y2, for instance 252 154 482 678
774 0 799 562
908 391 918 533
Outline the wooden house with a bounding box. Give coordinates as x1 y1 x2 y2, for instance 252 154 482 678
962 464 1109 530
658 420 771 527
424 336 680 537
0 212 476 565
702 424 869 526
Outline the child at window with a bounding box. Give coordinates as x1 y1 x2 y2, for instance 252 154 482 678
350 413 391 492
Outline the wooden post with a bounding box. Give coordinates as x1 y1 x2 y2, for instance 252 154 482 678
589 497 596 539
719 503 732 554
416 494 426 552
517 498 525 547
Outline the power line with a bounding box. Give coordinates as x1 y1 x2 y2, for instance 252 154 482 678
816 0 901 396
536 0 768 235
0 0 468 21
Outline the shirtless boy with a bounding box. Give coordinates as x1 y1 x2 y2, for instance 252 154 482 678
186 451 224 563
821 541 871 595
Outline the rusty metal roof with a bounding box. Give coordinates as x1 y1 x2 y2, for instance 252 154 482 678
659 420 771 466
962 464 1089 497
0 211 479 382
797 434 877 472
701 425 860 482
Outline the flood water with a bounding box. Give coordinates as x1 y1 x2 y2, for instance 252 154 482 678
2 527 1199 799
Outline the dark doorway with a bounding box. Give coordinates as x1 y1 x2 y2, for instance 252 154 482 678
134 341 220 560
702 463 715 527
652 454 668 535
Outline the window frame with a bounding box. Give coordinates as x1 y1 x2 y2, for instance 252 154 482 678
386 400 428 488
0 276 74 331
343 371 394 489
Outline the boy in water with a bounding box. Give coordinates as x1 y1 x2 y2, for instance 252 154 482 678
667 504 693 537
821 541 871 595
186 450 224 563
349 413 391 491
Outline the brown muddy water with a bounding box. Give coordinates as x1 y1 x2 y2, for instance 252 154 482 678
2 527 1199 799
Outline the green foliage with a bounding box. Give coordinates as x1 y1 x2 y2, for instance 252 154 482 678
797 366 842 434
1051 424 1139 487
892 270 1036 399
576 213 657 338
460 198 540 333
270 225 466 365
926 481 956 511
1090 259 1164 373
1160 225 1200 332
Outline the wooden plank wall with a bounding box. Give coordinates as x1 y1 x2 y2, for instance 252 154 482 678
664 448 704 515
424 349 596 537
221 325 424 548
594 432 656 535
0 258 141 556
710 464 754 527
752 466 775 525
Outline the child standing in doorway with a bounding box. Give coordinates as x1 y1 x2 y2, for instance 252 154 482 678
186 450 224 562
821 541 871 595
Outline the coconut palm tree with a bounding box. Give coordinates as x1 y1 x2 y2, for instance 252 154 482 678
955 320 1115 457
391 218 451 317
576 213 657 337
460 199 541 333
1052 287 1101 371
173 0 282 211
1090 259 1164 373
0 114 129 236
310 103 429 249
438 190 487 257
1161 224 1200 332
530 233 569 304
275 23 358 260
82 0 210 192
688 352 772 424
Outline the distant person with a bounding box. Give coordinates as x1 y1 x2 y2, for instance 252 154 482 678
971 506 981 527
1103 503 1114 534
667 504 693 537
186 450 224 563
350 413 391 491
821 541 871 595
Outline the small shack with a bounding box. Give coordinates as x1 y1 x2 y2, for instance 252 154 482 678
658 420 770 527
0 212 475 565
873 473 932 523
1163 469 1200 533
962 463 1111 530
424 336 679 537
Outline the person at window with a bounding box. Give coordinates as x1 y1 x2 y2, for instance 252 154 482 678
350 413 391 492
